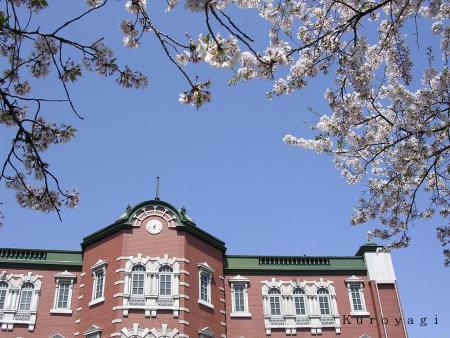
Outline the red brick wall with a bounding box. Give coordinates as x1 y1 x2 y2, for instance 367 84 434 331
115 215 189 335
375 283 407 338
0 267 80 338
77 230 124 335
183 232 226 338
225 274 403 338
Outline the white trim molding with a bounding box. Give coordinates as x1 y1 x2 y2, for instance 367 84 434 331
51 271 77 315
229 275 251 318
121 254 180 318
89 260 107 307
345 276 370 316
0 271 42 332
261 278 341 335
198 262 214 309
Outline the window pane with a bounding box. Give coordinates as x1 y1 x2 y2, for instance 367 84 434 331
319 295 330 315
95 270 104 299
160 274 172 296
57 281 70 309
269 295 281 315
350 285 363 311
132 272 144 295
233 285 245 312
200 272 209 302
0 281 7 310
294 296 306 315
19 284 34 311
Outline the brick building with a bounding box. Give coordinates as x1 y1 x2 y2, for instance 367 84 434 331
0 199 407 338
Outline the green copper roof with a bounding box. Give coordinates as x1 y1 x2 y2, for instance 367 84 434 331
355 241 383 256
224 255 367 275
0 248 82 269
82 199 226 251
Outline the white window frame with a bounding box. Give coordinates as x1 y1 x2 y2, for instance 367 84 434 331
120 254 181 317
89 260 107 307
18 282 34 311
0 280 9 310
229 275 251 317
84 324 102 338
293 287 307 316
159 265 173 297
317 288 331 315
130 264 146 297
268 288 282 316
197 262 214 309
51 271 77 314
345 276 369 316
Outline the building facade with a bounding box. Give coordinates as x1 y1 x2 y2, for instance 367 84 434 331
0 199 407 338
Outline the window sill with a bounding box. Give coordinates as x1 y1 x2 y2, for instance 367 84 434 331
88 297 105 307
50 308 73 314
198 299 214 309
230 312 252 318
350 311 370 316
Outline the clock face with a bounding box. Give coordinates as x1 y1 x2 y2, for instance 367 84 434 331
146 219 163 235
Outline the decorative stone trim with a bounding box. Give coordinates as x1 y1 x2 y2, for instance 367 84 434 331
75 319 80 323
79 284 85 288
219 275 224 280
114 293 124 298
51 271 76 315
219 287 225 292
112 319 122 323
220 310 226 314
115 280 125 285
180 294 189 299
220 322 227 327
78 295 83 299
219 298 226 303
121 254 181 318
229 275 251 318
131 205 179 228
177 258 190 263
0 271 42 332
80 272 86 277
261 278 341 335
74 331 79 336
179 282 190 287
180 270 190 275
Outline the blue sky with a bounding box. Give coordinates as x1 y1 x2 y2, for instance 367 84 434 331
0 1 448 337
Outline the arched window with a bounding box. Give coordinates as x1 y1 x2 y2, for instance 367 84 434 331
293 288 306 315
268 288 282 316
159 265 173 296
131 265 146 296
317 288 330 315
19 282 34 311
0 281 8 310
